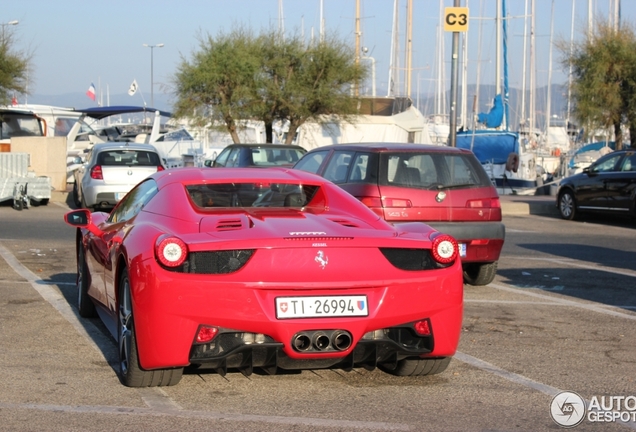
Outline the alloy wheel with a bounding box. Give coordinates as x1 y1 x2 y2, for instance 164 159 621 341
119 275 132 377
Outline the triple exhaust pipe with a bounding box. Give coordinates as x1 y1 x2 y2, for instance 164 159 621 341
292 330 353 353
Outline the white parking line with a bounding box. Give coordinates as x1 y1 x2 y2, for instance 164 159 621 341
489 282 636 321
0 401 411 430
505 256 636 278
454 352 636 430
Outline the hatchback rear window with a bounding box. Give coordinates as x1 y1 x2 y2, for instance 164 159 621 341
381 152 491 189
98 150 161 166
186 183 319 208
251 148 306 166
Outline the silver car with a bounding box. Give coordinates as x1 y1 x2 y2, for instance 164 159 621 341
72 143 164 210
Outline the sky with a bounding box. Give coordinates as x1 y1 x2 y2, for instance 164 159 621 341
3 0 633 114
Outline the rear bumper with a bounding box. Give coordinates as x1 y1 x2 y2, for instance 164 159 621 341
83 184 135 207
408 221 505 263
130 257 464 371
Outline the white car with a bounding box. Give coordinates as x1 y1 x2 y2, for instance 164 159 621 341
72 143 164 210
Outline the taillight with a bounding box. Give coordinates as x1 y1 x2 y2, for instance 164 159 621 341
430 233 458 264
413 319 432 336
90 165 103 180
195 325 219 344
467 198 500 208
383 198 412 208
358 197 412 208
359 196 382 208
155 235 188 267
156 165 165 172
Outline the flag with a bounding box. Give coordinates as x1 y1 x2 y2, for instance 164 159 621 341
128 79 138 96
11 95 18 106
86 83 96 101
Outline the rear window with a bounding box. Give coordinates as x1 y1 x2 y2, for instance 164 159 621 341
251 148 305 166
97 150 161 166
186 183 319 208
380 152 492 189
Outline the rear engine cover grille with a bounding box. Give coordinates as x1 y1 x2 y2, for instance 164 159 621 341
216 219 244 231
284 236 353 241
163 250 255 274
380 248 446 270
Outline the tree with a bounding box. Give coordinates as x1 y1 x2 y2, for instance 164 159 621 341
173 27 366 144
560 20 636 150
173 27 262 144
0 29 30 105
256 31 366 144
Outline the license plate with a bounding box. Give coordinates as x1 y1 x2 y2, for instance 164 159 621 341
459 243 466 257
276 295 368 319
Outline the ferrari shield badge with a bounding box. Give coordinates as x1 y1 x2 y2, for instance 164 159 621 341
315 250 328 269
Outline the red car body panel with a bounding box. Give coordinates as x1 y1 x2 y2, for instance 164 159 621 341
69 167 464 374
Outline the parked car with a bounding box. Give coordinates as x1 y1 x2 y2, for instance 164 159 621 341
204 143 306 168
292 143 505 286
557 149 636 221
72 143 164 210
63 167 463 387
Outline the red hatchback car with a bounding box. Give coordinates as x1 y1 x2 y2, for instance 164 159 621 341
293 143 505 286
64 167 463 386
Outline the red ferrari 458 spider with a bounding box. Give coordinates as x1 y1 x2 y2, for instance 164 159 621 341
64 167 463 387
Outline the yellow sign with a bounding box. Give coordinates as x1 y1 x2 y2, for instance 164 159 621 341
444 7 469 32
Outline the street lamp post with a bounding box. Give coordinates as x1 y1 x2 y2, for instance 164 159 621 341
1 20 19 41
143 43 164 108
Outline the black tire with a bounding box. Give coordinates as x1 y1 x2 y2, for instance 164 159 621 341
72 183 82 208
462 261 498 286
40 198 49 206
118 268 183 387
558 190 577 220
77 245 97 318
379 357 451 376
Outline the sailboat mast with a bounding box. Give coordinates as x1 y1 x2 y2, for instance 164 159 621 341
320 0 324 43
387 0 398 97
495 0 501 99
566 0 576 137
520 0 528 129
545 0 555 147
529 0 536 143
405 0 413 98
355 0 360 96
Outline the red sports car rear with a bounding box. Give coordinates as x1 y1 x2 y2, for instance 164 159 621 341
64 167 463 387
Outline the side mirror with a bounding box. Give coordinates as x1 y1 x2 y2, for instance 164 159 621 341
204 160 212 167
63 209 104 237
64 209 90 226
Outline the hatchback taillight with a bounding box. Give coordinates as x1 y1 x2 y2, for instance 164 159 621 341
358 196 412 208
90 165 103 180
359 196 382 208
467 198 500 208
